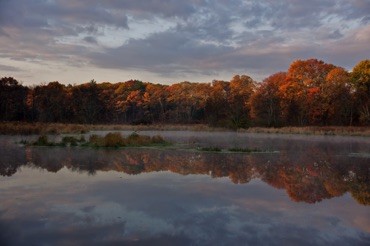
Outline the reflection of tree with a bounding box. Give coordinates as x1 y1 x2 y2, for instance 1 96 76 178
348 165 370 206
0 147 26 176
1 146 369 205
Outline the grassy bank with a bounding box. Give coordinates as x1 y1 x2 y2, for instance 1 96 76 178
1 122 370 136
240 126 370 136
0 122 224 135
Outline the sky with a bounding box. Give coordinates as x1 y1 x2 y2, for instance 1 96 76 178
0 0 369 86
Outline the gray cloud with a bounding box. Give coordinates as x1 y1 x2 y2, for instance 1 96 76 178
0 0 369 83
83 36 98 44
0 64 21 72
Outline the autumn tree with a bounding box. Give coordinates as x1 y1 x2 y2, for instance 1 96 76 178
351 60 370 125
142 83 169 123
251 72 286 127
322 67 353 125
228 75 255 129
0 77 28 121
167 82 208 123
279 59 336 125
31 82 68 122
113 80 146 123
205 80 230 127
70 80 104 124
97 82 120 123
2 58 369 127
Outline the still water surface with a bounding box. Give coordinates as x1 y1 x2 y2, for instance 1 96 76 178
0 132 369 245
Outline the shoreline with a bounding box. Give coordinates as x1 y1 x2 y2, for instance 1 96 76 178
1 122 370 137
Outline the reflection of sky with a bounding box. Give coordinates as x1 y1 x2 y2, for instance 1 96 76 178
1 167 369 245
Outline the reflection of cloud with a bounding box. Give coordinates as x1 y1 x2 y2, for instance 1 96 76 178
53 202 177 238
0 167 369 245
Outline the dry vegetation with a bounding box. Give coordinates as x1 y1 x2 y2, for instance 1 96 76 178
1 122 370 136
239 126 370 136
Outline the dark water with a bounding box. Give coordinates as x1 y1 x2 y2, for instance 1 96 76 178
0 132 369 246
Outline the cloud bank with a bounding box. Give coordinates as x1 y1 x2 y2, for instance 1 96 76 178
0 0 369 84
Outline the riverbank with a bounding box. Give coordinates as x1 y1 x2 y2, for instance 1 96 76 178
1 122 370 136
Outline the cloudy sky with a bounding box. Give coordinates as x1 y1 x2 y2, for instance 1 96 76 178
0 0 369 85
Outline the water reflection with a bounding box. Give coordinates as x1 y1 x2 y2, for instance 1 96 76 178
1 134 370 246
1 144 369 205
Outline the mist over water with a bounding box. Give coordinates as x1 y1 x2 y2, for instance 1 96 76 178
0 132 369 245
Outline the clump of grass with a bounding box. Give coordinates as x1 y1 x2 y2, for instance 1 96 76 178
105 132 125 147
228 147 262 153
125 132 169 146
200 147 222 152
33 135 55 146
87 132 131 147
126 132 150 146
151 135 166 144
62 136 85 146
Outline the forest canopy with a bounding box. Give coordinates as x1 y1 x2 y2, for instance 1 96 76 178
1 59 370 128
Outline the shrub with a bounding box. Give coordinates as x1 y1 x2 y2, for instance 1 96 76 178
151 135 166 144
103 132 125 147
35 135 50 146
89 134 102 147
127 133 151 146
62 136 78 146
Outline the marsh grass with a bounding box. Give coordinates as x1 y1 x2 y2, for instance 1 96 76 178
0 122 88 135
2 122 370 136
0 122 225 135
239 126 370 136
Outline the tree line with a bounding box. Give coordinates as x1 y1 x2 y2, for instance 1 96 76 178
1 58 370 128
